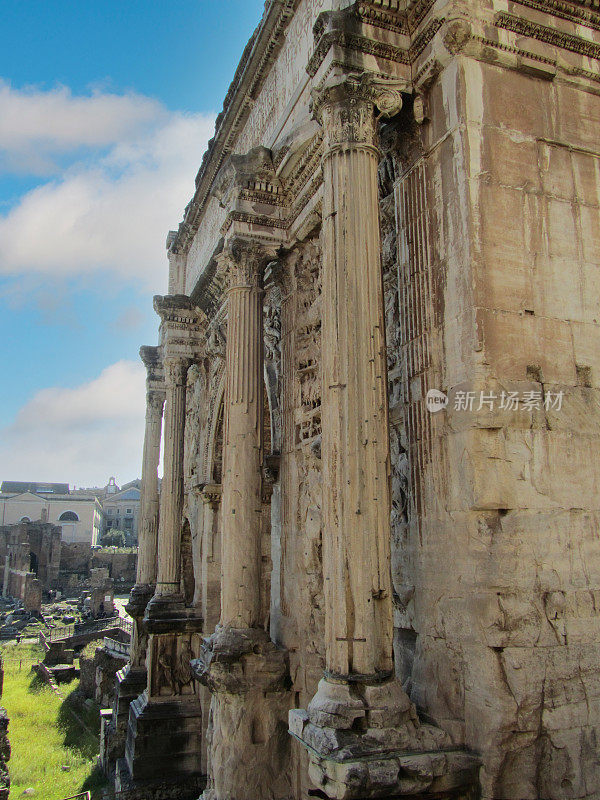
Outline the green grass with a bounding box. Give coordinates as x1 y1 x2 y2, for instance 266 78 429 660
1 643 107 799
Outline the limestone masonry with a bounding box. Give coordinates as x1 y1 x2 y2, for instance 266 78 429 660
106 1 600 798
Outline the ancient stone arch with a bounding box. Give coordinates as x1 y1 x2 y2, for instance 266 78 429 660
111 2 600 799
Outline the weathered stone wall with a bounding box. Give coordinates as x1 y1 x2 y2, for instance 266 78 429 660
59 541 91 580
389 57 600 799
22 523 61 587
0 521 61 599
59 542 137 590
91 550 137 589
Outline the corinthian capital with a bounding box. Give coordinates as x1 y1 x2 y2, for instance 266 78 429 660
218 237 279 291
163 355 191 388
146 389 166 416
312 72 405 149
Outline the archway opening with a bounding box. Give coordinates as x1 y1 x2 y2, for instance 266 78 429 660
59 511 79 522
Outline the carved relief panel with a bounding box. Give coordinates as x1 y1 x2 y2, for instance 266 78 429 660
278 236 325 705
150 633 202 698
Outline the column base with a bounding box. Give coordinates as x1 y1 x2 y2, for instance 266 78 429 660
126 583 154 618
289 678 481 799
192 627 293 800
145 591 187 622
125 690 204 783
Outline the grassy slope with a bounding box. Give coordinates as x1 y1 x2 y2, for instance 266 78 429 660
1 643 106 799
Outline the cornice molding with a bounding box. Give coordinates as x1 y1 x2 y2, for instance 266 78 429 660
307 9 442 78
495 11 600 60
153 295 205 362
153 294 198 324
356 2 408 34
171 1 300 257
512 0 600 30
169 0 600 271
140 345 165 390
140 345 162 370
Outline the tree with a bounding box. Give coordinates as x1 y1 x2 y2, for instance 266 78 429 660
101 530 126 548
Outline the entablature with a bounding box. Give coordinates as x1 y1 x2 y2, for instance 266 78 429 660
140 345 165 394
174 0 600 322
153 295 206 363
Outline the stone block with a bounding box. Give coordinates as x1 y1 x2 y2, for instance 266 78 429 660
363 679 412 728
307 680 365 730
289 708 309 738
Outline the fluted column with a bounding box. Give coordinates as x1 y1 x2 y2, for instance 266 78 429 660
152 355 189 604
288 73 462 797
219 239 266 629
125 300 204 789
136 389 164 588
126 380 164 670
126 346 164 638
112 372 165 763
193 238 291 800
319 73 402 682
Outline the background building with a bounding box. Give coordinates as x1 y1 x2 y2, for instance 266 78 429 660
0 482 103 546
71 477 143 544
102 485 141 543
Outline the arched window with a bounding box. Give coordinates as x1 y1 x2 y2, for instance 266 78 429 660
59 511 79 522
20 517 31 523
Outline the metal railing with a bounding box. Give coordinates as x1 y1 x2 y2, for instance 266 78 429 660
41 615 132 643
58 793 91 800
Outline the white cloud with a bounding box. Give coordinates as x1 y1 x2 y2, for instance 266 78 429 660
0 361 148 487
0 80 165 174
0 82 216 289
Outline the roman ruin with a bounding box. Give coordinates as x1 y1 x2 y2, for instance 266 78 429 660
108 0 600 798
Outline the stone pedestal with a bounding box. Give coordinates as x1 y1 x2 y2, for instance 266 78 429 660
125 615 204 785
110 584 155 763
193 627 292 800
290 679 480 799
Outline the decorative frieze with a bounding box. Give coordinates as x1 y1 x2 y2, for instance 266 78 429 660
512 0 600 31
171 0 302 258
356 1 408 35
410 18 443 60
408 0 437 32
495 11 600 60
307 19 411 77
307 7 442 78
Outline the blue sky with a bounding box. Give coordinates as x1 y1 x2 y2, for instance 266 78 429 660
0 0 264 486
